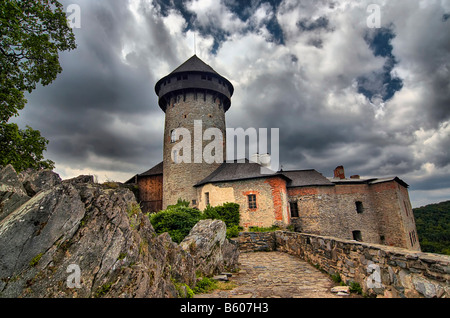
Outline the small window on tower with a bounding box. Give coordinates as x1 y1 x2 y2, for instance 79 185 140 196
205 192 210 206
355 201 364 214
248 194 257 209
183 75 188 80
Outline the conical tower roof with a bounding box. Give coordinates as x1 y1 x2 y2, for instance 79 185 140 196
154 55 234 112
169 55 219 76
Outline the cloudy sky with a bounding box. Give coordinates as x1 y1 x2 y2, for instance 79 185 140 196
13 0 450 208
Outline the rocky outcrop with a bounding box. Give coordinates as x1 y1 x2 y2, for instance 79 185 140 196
18 168 62 197
0 166 198 298
0 165 30 222
180 219 239 277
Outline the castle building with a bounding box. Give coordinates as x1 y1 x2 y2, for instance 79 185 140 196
126 55 421 251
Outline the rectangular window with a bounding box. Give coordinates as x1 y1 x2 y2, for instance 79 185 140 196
290 201 299 218
248 194 257 209
205 192 210 206
355 201 364 214
352 230 362 242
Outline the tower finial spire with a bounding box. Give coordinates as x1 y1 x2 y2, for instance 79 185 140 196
194 32 197 55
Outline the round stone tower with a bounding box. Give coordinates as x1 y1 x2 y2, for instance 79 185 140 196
155 55 234 208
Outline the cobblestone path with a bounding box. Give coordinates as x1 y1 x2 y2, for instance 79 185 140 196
195 252 342 298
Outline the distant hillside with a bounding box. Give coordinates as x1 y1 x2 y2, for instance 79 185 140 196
413 200 450 256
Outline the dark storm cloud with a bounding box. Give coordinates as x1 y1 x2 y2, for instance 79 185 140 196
11 0 450 206
15 0 170 174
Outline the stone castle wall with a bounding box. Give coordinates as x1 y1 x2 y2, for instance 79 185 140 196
237 231 449 298
197 176 290 229
288 180 420 251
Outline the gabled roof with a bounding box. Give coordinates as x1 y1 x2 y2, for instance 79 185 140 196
124 161 163 184
138 161 163 177
169 55 219 76
280 170 334 188
195 160 291 187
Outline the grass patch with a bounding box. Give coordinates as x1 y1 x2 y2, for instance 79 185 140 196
249 225 281 232
94 282 113 298
29 253 43 267
193 277 237 295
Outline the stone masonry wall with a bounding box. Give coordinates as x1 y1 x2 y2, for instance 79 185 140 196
163 92 226 208
235 232 277 253
236 231 450 298
197 176 290 230
288 181 421 251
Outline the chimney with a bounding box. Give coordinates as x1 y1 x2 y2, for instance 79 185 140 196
334 166 345 179
350 175 360 180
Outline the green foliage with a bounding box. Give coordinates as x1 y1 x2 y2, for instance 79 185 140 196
0 0 76 122
94 282 113 298
203 202 241 238
29 253 43 267
331 273 342 284
149 200 203 243
349 282 363 295
204 203 240 227
0 123 55 172
168 198 190 209
192 277 217 294
150 200 242 243
249 225 281 232
413 201 450 255
126 202 141 218
226 225 242 239
171 278 195 298
0 0 76 172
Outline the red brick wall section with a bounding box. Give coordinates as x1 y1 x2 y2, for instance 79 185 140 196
265 177 287 222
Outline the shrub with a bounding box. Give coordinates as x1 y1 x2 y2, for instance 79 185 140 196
149 200 241 243
226 225 242 239
331 273 342 284
349 282 363 295
203 202 240 227
203 202 241 238
149 199 202 243
193 277 217 294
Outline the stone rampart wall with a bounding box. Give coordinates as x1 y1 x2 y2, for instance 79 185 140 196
236 231 450 298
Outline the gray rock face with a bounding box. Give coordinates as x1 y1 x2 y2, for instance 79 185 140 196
180 219 239 277
18 169 62 197
0 169 196 298
0 165 30 222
